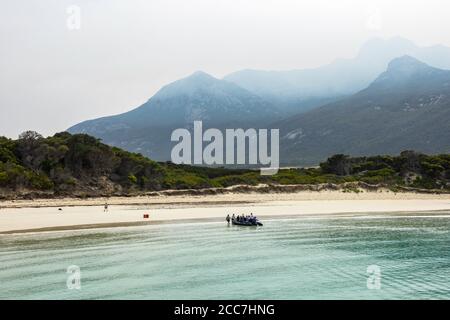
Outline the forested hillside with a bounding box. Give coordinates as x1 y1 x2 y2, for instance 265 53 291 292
0 131 449 199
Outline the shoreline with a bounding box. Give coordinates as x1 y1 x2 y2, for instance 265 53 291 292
3 210 450 235
1 190 450 234
1 182 449 209
2 186 450 209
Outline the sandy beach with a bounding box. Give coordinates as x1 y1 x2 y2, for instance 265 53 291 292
0 190 449 234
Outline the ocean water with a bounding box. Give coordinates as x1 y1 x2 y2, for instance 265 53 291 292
1 211 449 300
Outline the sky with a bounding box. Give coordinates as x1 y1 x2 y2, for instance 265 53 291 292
1 0 450 138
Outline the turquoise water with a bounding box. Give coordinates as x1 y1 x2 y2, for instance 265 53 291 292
1 211 450 299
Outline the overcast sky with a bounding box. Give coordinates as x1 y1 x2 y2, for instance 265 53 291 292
1 0 450 138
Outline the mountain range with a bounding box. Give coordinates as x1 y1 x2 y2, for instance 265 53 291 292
224 36 450 115
68 37 450 166
278 55 450 165
69 71 279 161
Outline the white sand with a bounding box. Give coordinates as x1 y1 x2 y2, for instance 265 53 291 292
2 189 450 208
1 190 449 233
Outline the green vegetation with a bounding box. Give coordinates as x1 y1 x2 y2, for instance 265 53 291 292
319 152 450 189
0 132 449 198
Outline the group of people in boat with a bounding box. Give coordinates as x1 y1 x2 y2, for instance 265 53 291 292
226 213 257 224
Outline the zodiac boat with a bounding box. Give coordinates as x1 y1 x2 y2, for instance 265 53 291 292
231 217 263 227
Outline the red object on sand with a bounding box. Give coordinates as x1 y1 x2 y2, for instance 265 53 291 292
143 214 149 219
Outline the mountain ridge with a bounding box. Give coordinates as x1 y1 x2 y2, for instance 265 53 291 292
68 71 280 160
68 38 450 164
277 55 450 165
224 37 450 115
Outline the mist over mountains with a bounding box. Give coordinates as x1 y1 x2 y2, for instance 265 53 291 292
278 55 450 165
68 37 450 166
224 37 450 115
69 71 279 161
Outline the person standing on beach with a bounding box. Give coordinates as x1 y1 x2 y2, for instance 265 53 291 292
104 202 109 213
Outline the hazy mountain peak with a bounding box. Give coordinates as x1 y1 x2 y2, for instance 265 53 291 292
369 56 441 89
357 36 416 59
152 71 222 99
387 55 429 71
68 66 279 160
223 36 450 117
187 70 215 80
277 56 450 165
179 70 218 84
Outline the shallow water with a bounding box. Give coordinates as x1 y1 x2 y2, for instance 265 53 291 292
1 211 449 299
